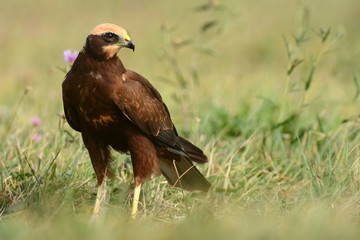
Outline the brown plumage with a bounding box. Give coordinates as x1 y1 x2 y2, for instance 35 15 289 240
62 23 211 217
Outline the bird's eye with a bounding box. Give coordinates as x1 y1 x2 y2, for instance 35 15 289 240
104 32 115 39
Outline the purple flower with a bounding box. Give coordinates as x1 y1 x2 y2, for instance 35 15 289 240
31 132 41 143
63 49 78 63
31 116 41 127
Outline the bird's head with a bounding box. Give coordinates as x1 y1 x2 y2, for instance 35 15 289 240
85 23 135 60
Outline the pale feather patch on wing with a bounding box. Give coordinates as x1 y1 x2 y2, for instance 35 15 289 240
92 115 114 127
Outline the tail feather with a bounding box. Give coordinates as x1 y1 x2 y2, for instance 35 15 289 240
177 137 208 163
158 156 211 192
157 136 211 192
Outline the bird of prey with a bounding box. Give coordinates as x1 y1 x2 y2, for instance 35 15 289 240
62 23 211 218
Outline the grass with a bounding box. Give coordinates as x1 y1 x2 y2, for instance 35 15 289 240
1 0 360 239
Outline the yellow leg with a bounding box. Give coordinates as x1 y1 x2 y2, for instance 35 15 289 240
131 183 142 219
93 182 106 218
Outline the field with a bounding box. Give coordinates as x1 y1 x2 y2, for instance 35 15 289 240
1 0 360 239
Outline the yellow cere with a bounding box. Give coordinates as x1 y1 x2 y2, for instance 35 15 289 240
124 33 131 42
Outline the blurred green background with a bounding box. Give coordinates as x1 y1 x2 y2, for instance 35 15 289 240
2 0 359 120
1 0 360 239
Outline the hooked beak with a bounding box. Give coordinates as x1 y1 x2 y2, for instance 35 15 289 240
124 39 135 52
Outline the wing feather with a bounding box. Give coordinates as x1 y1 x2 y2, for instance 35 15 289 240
113 70 178 148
